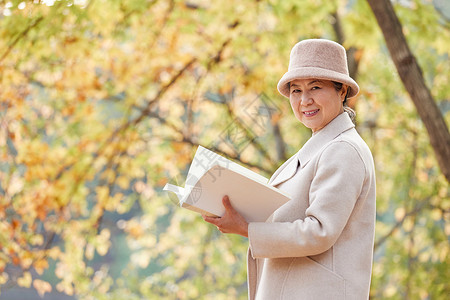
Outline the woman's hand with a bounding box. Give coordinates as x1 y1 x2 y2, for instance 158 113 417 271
202 195 249 238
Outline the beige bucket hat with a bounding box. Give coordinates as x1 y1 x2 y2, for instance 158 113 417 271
277 39 359 98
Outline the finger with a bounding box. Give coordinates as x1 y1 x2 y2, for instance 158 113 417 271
202 215 220 225
222 195 234 211
202 215 214 223
202 214 218 221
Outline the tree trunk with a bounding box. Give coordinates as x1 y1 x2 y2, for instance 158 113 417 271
367 0 450 182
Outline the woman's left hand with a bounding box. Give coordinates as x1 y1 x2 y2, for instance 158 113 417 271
202 195 249 238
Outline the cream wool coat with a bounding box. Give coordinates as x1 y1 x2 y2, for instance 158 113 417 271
247 113 376 300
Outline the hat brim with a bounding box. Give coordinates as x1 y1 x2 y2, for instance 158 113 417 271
277 67 360 98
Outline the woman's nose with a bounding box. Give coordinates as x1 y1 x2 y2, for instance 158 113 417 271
300 93 313 106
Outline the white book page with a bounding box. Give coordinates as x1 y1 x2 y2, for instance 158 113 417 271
225 160 268 184
184 146 216 188
163 184 185 201
187 145 268 185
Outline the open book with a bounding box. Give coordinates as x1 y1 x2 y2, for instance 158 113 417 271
164 145 291 222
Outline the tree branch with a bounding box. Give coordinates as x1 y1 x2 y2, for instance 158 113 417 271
272 121 286 162
0 16 44 66
330 11 361 80
144 107 273 174
186 37 235 139
367 0 450 182
374 199 428 250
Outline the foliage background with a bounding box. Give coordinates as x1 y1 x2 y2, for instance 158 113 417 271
0 0 449 299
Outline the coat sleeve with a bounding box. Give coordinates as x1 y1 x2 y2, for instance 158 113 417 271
248 141 366 258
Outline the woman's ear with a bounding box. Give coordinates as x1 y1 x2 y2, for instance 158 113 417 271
341 85 349 101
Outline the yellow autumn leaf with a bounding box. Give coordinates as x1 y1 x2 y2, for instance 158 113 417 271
96 243 110 257
30 234 44 246
33 279 52 297
0 273 9 285
96 229 111 256
125 220 144 239
116 176 129 190
55 262 67 279
33 258 49 275
47 247 61 260
105 192 124 211
17 271 32 288
56 281 74 296
20 252 33 269
96 186 109 204
130 250 152 269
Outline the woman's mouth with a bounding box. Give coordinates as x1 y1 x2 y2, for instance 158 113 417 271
303 109 319 117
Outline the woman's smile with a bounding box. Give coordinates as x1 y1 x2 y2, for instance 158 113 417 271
302 109 320 117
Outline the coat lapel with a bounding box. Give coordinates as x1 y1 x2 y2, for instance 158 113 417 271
269 113 355 187
268 152 300 186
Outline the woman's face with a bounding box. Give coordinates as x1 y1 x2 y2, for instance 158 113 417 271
289 78 347 132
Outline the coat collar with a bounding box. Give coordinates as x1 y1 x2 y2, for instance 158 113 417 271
297 112 355 167
269 113 354 187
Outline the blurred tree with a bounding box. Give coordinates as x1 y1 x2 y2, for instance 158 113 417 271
0 0 448 299
367 0 450 182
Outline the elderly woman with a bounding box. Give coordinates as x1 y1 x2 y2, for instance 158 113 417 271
203 39 376 299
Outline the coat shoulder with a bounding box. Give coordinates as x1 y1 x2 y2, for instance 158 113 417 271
316 129 374 175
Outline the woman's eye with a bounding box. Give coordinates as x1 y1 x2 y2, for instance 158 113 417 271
311 86 320 90
291 89 301 94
